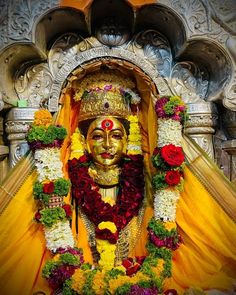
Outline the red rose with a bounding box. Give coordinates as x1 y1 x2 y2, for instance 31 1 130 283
43 182 54 194
62 204 72 218
165 170 181 186
161 144 184 166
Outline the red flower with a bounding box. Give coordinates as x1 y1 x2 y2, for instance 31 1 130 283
165 170 181 186
95 228 118 244
34 210 41 222
68 155 144 241
62 204 72 218
161 144 184 166
43 182 54 194
122 256 145 276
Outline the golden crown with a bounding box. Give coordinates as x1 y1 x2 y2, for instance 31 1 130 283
73 71 141 122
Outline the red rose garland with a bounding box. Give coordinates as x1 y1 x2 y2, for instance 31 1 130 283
68 154 144 243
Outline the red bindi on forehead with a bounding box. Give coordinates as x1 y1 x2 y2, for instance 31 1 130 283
101 119 114 131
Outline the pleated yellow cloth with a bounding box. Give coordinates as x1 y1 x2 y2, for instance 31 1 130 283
0 166 235 295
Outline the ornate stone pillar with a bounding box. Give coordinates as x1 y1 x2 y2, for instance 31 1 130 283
221 109 236 183
184 102 218 159
0 116 9 183
5 108 38 167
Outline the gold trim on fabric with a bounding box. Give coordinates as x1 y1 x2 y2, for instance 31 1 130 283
0 152 35 215
183 135 236 222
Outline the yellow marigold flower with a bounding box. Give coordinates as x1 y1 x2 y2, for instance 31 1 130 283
70 128 84 159
114 265 126 273
129 124 140 133
71 269 86 293
164 221 177 231
128 115 139 123
92 271 105 295
151 259 164 277
109 275 132 294
128 134 142 142
33 109 52 127
52 254 60 262
98 221 117 233
96 239 116 270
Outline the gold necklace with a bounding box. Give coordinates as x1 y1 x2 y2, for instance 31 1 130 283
88 164 121 186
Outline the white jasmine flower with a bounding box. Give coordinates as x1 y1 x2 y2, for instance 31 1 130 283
157 119 182 147
44 221 75 252
154 189 180 221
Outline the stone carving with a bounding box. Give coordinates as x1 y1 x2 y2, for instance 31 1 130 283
5 108 37 167
96 17 130 47
185 102 218 158
15 64 53 108
48 46 172 111
0 0 8 48
131 30 172 77
0 92 4 112
170 62 209 103
7 0 58 42
171 0 230 44
223 71 236 111
201 0 236 35
48 33 83 78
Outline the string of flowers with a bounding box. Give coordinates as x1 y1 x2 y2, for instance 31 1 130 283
27 109 74 252
146 95 188 292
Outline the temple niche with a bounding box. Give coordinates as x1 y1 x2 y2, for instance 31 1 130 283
0 0 235 184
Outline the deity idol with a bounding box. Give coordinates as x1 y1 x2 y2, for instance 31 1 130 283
0 69 236 295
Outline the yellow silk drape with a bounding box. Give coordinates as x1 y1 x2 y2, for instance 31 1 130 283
0 69 236 294
0 166 235 294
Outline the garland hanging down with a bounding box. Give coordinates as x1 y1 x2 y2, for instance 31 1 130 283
27 95 188 295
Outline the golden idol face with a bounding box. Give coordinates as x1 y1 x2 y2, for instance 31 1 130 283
86 117 127 168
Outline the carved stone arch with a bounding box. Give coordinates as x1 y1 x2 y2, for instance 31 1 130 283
32 6 89 53
48 46 173 112
176 38 233 102
136 4 187 57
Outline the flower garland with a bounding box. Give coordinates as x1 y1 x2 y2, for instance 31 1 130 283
68 153 145 244
38 95 188 294
27 109 74 252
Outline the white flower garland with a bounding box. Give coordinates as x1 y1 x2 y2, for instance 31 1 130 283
44 221 75 252
34 148 63 181
157 119 182 147
154 189 180 221
154 110 185 222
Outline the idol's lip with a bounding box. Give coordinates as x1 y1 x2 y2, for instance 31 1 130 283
100 152 114 159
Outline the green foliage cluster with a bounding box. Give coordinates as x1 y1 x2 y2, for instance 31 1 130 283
27 125 67 143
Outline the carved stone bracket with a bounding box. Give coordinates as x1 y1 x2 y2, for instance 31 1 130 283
184 102 218 158
5 107 37 167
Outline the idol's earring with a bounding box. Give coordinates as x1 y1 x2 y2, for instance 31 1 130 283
70 128 85 160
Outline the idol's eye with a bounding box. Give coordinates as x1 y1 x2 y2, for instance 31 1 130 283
112 133 122 140
92 134 103 140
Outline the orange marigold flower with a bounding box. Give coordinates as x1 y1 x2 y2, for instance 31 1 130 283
33 109 53 127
